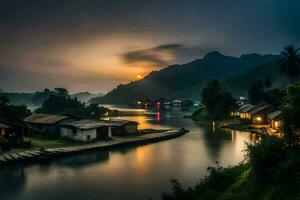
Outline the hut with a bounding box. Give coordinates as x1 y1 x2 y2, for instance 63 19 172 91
23 113 77 136
268 111 283 130
59 119 114 141
237 104 256 119
105 119 139 135
249 104 277 125
0 120 30 150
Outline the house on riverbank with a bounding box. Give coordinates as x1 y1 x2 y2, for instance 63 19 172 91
105 119 139 135
249 104 277 125
23 113 77 136
60 119 114 141
236 104 282 128
0 120 31 150
268 111 283 130
237 104 256 119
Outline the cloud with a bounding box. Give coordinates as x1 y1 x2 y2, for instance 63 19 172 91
122 43 225 68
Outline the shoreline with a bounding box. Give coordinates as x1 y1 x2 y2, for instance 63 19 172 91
187 116 263 134
0 129 188 167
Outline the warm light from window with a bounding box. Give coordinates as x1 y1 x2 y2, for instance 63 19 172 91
274 121 279 128
256 117 262 121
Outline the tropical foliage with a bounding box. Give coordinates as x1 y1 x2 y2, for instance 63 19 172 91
0 96 31 122
279 45 300 83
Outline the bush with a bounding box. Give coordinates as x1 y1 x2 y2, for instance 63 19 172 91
246 135 286 184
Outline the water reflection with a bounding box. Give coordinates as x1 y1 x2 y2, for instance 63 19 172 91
0 107 259 200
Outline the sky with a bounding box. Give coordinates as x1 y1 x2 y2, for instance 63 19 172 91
0 0 299 93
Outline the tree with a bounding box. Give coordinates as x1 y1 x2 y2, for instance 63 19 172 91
0 96 9 105
279 45 300 83
0 97 31 122
201 80 236 120
264 77 272 88
282 82 300 147
202 80 222 113
37 95 110 119
54 88 69 97
248 80 264 104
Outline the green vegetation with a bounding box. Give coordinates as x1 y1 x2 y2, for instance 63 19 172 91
90 52 279 104
0 96 31 122
281 82 300 147
161 80 300 200
279 45 300 84
36 89 118 119
191 80 236 120
24 134 86 148
248 79 286 106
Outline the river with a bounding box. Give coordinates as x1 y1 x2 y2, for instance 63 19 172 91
0 105 258 200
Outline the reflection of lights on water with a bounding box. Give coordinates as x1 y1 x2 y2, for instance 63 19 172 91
156 112 161 121
157 101 160 110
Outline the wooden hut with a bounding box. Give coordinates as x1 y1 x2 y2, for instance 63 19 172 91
59 119 114 141
0 120 30 150
23 113 77 136
105 119 139 135
268 111 283 130
249 104 277 125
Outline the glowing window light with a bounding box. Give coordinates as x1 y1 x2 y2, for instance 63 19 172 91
256 116 262 121
274 121 279 128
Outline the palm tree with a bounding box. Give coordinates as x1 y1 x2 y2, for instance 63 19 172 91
279 45 300 83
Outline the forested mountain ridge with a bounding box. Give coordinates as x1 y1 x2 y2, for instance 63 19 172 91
91 51 280 104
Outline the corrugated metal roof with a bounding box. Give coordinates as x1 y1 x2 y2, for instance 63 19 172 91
0 122 12 128
62 119 116 129
238 104 255 113
23 113 70 124
249 105 272 115
103 119 139 126
267 111 282 120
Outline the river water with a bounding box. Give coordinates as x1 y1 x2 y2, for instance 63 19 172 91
0 106 258 200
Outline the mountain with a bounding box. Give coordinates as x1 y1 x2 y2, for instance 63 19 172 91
71 92 103 103
224 61 290 96
0 92 35 105
91 51 280 104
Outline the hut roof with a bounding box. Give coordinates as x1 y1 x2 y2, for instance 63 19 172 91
267 111 282 120
62 119 116 130
104 119 139 126
0 120 29 128
249 104 274 115
0 122 12 128
23 113 70 124
238 104 255 113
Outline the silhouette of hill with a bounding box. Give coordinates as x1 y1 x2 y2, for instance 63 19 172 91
91 51 280 104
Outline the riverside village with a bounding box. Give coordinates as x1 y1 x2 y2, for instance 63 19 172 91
0 1 300 199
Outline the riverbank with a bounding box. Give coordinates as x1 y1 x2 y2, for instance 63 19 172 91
162 163 300 200
0 129 188 167
187 115 262 134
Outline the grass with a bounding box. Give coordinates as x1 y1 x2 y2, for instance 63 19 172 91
162 164 300 200
24 135 87 149
25 129 167 149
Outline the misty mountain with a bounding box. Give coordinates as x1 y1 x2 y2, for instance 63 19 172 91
224 61 290 96
71 92 103 103
91 51 280 104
